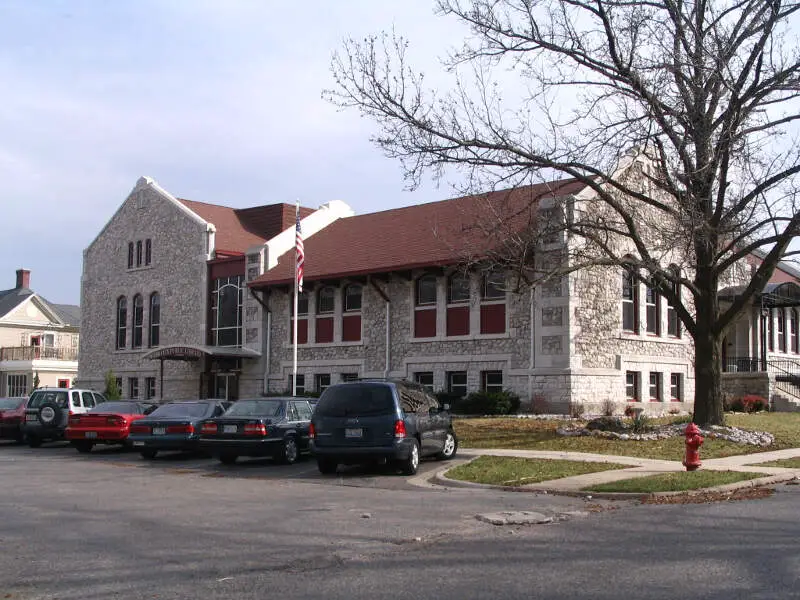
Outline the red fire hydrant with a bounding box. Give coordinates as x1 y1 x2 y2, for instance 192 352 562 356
683 423 704 471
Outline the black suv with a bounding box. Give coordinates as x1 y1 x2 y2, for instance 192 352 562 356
309 380 458 475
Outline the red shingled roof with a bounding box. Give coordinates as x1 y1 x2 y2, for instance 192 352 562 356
177 199 314 254
249 180 584 288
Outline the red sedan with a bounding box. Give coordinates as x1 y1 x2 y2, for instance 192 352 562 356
0 397 28 443
66 401 157 453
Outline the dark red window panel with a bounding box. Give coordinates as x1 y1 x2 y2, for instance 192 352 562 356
446 306 470 336
291 319 308 344
480 304 506 334
342 315 361 342
316 317 334 343
414 309 436 338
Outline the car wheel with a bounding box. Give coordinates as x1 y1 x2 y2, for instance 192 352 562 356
73 441 94 454
279 436 298 465
27 436 42 448
436 431 459 460
317 458 338 475
399 440 420 475
140 449 158 460
219 452 238 465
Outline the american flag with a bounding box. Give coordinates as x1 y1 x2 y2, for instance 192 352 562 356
295 206 304 293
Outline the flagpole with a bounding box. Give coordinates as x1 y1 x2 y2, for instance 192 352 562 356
292 201 299 397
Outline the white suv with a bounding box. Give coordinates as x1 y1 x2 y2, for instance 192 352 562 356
24 388 107 447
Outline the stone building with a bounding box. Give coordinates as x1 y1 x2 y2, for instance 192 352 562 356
0 269 80 395
77 172 800 412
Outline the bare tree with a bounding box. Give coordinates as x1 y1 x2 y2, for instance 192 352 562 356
325 0 800 425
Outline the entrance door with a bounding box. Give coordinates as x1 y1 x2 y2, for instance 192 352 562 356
212 373 239 401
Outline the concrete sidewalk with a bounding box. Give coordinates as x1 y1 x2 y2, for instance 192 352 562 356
433 447 800 495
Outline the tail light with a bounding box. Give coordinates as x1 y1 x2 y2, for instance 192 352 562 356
309 422 316 439
107 416 123 426
69 415 82 425
129 424 150 434
167 424 195 434
394 420 407 438
244 423 267 436
201 422 218 435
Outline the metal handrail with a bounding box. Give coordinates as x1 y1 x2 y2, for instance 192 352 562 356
0 346 79 361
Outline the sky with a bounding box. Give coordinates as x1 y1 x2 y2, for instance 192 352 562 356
0 0 470 305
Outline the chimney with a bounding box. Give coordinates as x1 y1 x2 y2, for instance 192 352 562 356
16 269 30 289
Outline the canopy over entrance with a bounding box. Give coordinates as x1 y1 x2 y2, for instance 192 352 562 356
718 281 800 308
142 344 261 361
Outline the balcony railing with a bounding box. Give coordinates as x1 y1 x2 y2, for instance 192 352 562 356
723 356 800 378
0 346 79 361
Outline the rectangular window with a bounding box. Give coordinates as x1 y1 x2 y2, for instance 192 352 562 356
645 285 660 335
447 275 470 304
145 239 152 266
792 310 799 354
414 372 434 392
480 304 506 334
446 306 470 336
341 373 359 382
416 275 437 306
315 317 334 343
127 242 134 269
481 371 503 394
778 309 787 353
315 374 331 393
625 371 639 402
342 315 361 342
648 372 662 402
291 318 308 344
116 377 122 395
622 271 639 333
667 279 680 337
145 377 156 400
670 373 683 402
482 272 505 300
414 309 436 338
447 371 468 397
136 240 143 267
768 309 774 351
288 374 305 395
7 374 27 397
57 379 69 388
128 377 139 399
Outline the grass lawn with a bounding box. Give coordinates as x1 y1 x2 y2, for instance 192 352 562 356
751 457 800 468
445 455 631 486
583 470 766 493
454 412 800 460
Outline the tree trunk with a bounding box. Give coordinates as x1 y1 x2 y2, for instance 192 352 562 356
693 325 725 426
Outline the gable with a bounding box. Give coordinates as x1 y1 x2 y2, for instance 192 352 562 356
1 296 62 326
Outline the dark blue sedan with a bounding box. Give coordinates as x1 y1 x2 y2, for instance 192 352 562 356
129 400 230 459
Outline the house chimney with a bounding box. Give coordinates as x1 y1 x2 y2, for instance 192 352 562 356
16 269 30 289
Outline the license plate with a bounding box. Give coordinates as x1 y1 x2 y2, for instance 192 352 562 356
85 431 97 439
152 427 166 435
345 428 363 438
133 441 144 447
223 425 238 434
26 414 37 422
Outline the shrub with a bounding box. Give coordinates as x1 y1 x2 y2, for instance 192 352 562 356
728 394 767 413
103 370 121 400
569 401 586 419
531 394 550 415
448 390 521 415
630 411 651 433
623 405 640 417
601 399 616 417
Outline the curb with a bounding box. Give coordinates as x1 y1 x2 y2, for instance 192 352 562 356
431 457 800 500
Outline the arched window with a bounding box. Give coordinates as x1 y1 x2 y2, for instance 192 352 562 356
667 265 681 338
212 276 243 347
645 278 661 335
116 297 127 350
447 273 470 304
622 265 639 333
344 284 362 312
416 274 437 306
482 272 505 300
318 286 335 314
132 294 143 349
292 291 309 316
149 293 160 347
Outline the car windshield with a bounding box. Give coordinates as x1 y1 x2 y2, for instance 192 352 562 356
224 400 284 417
0 398 24 410
90 402 142 414
314 384 396 418
148 402 210 418
28 390 68 409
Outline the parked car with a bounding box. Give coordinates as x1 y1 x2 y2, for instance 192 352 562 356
309 380 458 475
24 388 107 447
0 397 28 443
199 397 313 465
129 399 231 459
65 401 156 453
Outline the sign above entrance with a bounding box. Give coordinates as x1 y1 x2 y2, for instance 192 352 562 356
142 344 261 362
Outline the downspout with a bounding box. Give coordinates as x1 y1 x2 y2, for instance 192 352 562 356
370 277 391 379
529 285 536 402
249 288 271 395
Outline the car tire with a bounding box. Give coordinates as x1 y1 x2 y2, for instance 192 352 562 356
27 436 42 448
219 452 238 465
317 458 338 475
14 431 25 445
399 440 420 475
436 431 459 460
140 449 158 460
73 441 94 454
279 436 298 465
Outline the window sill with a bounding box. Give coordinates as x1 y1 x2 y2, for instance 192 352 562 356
411 333 509 342
285 341 364 349
618 333 686 345
126 265 154 272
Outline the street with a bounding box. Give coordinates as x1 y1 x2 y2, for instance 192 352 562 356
1 442 798 599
